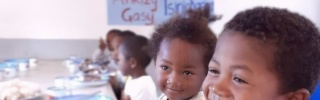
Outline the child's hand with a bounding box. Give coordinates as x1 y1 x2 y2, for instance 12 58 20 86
99 37 107 51
121 95 131 100
108 75 117 87
108 75 124 91
120 90 131 100
108 75 124 99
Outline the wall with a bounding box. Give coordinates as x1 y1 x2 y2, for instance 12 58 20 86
0 0 154 39
211 0 320 35
0 39 97 60
0 0 319 60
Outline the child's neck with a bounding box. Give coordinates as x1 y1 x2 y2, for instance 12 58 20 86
131 68 147 79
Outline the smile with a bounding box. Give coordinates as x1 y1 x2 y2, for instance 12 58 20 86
208 90 220 100
166 87 183 92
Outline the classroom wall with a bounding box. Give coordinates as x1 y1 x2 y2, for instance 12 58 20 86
0 0 154 39
0 0 319 40
211 0 320 35
0 0 319 60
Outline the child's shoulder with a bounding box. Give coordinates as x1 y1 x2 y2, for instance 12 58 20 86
135 75 156 90
127 75 155 88
135 75 153 82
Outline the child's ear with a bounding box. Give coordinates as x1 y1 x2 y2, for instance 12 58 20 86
129 58 137 69
288 89 310 100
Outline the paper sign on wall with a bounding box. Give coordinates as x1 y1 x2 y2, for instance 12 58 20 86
108 0 214 25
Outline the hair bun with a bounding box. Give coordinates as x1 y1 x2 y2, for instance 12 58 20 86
186 3 221 24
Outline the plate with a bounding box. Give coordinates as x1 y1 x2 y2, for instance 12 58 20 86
25 95 44 100
71 80 108 88
45 86 71 97
70 75 109 88
0 80 42 100
53 95 112 100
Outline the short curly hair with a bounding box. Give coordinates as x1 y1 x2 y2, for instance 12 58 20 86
151 4 218 69
106 29 122 40
224 7 320 94
120 35 151 69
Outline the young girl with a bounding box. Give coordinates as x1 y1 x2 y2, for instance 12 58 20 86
203 7 320 100
151 5 218 100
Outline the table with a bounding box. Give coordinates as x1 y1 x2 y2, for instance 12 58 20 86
18 60 117 100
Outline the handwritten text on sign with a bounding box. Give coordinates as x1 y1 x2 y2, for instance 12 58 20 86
108 0 214 25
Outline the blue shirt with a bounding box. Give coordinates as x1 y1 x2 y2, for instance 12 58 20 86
311 82 320 100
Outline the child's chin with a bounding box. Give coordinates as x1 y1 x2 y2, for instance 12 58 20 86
166 95 183 100
164 91 187 100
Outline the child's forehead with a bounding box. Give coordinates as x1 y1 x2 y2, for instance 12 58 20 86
219 31 276 54
160 38 205 55
112 36 124 43
161 38 204 48
158 38 206 68
215 31 277 72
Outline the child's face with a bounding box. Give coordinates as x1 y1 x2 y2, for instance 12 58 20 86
106 33 116 51
111 36 124 64
203 30 287 100
99 38 107 51
155 38 207 100
118 51 131 76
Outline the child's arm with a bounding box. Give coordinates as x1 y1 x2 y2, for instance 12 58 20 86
99 37 107 51
120 90 131 100
92 37 107 62
109 75 125 100
109 75 131 100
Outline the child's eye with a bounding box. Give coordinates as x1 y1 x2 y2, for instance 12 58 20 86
183 71 192 76
161 65 169 71
209 69 220 75
233 77 248 84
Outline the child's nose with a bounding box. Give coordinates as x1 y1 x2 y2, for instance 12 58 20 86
167 73 182 87
212 78 233 98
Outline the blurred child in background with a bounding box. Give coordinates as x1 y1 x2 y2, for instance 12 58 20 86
108 30 136 100
92 29 121 65
118 35 157 100
110 30 136 65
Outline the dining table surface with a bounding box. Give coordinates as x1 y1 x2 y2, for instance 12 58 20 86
17 60 117 100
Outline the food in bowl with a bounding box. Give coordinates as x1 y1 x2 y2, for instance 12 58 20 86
0 79 41 100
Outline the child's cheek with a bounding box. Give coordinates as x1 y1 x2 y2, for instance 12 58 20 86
155 66 167 91
119 63 127 75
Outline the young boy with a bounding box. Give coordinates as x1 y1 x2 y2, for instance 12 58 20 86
202 7 320 100
92 29 121 65
106 29 122 52
110 30 136 65
108 30 136 100
151 5 218 100
117 35 157 100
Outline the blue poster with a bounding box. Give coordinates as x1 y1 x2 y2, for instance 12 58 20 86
108 0 214 25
